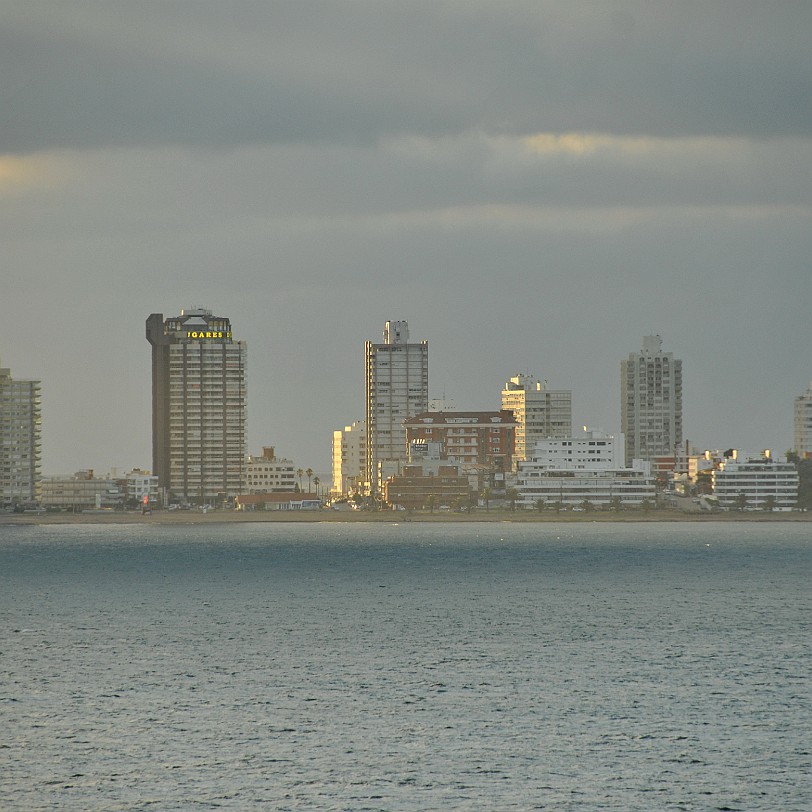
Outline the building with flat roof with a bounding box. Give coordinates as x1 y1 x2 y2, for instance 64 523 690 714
501 374 571 463
365 321 428 494
147 308 247 504
245 447 297 494
794 382 812 459
0 360 41 505
515 431 655 509
712 452 798 511
332 420 366 497
621 335 683 467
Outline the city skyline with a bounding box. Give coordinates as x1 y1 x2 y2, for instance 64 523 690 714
2 3 811 474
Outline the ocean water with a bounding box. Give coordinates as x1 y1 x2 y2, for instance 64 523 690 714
1 521 810 811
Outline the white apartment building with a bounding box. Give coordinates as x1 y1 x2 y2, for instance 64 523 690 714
147 308 247 504
124 469 159 506
365 321 428 493
794 383 812 459
0 361 41 505
501 374 572 462
712 453 798 511
621 335 683 467
332 420 366 496
516 431 655 509
245 447 297 494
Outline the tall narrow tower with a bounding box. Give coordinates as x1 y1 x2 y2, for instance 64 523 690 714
147 308 247 504
365 320 428 493
0 360 41 505
620 335 682 467
794 382 812 459
501 374 572 462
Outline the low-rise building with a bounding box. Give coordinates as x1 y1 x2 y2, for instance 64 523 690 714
245 447 297 494
712 452 798 511
515 431 656 509
122 468 159 507
41 470 124 511
235 492 321 511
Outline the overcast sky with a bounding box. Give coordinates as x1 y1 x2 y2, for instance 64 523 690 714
2 1 811 476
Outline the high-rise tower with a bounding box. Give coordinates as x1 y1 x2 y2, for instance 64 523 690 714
501 374 572 462
620 335 682 467
147 308 247 504
364 321 428 493
0 360 41 505
794 382 812 459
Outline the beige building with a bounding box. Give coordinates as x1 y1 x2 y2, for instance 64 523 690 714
501 374 571 463
365 321 428 493
245 447 297 494
332 420 366 496
41 471 123 511
0 361 41 505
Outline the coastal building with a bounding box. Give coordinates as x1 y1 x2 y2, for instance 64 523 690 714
515 431 656 509
382 442 470 510
40 470 124 511
404 410 515 490
794 383 812 459
365 321 428 494
245 447 297 494
146 308 247 505
0 360 41 506
621 335 683 467
122 468 159 507
712 452 798 511
332 420 366 497
501 374 571 463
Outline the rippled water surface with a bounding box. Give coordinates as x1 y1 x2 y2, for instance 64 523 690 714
1 521 810 810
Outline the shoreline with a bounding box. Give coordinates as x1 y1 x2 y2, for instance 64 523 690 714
2 509 810 526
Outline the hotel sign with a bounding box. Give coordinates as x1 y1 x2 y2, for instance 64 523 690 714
186 331 232 339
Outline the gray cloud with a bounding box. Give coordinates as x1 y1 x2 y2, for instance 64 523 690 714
2 1 811 155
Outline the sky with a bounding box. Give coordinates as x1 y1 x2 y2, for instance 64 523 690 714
2 1 811 476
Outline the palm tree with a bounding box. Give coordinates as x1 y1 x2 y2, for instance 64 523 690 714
297 468 304 491
313 476 320 498
306 468 313 494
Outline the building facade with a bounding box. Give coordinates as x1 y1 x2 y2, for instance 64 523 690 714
41 471 124 511
0 361 41 505
404 410 516 474
515 431 656 509
245 447 297 494
501 374 571 462
712 453 798 511
365 321 428 493
621 335 683 467
147 308 247 504
794 383 812 459
332 420 366 496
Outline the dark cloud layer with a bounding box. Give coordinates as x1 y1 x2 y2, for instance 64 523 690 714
3 1 812 154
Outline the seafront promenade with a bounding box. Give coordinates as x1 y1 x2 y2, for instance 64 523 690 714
3 509 810 526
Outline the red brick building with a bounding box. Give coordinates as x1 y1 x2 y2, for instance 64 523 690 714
404 411 516 473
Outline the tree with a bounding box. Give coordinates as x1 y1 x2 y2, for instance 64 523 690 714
297 468 304 491
425 494 439 514
763 494 776 513
535 498 545 513
505 487 520 512
609 496 622 513
313 476 320 498
480 487 491 512
306 468 314 493
735 492 749 512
